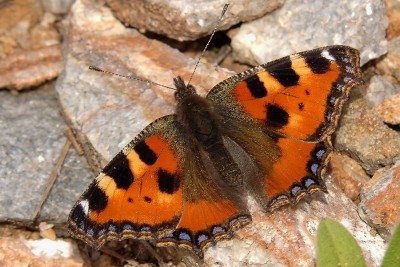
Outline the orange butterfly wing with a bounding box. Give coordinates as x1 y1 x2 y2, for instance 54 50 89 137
208 46 362 210
160 147 251 255
69 116 184 247
68 115 250 256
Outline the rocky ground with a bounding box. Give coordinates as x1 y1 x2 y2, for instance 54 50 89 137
0 0 399 266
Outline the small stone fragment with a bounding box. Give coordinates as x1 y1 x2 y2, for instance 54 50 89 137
375 94 400 125
330 153 370 201
359 160 400 241
39 222 57 241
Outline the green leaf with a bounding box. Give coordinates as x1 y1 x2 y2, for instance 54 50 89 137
317 218 367 267
382 223 400 267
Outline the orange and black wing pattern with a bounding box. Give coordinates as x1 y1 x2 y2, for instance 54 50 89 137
68 115 184 248
208 46 362 210
68 114 250 256
160 147 251 256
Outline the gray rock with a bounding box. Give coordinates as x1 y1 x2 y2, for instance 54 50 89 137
366 75 400 105
231 0 388 66
106 0 284 41
335 98 400 175
0 83 93 223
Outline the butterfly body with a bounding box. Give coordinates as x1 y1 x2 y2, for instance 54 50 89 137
69 46 362 257
175 76 247 188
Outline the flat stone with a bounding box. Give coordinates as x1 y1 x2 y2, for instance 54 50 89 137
335 97 400 175
330 153 370 201
0 83 93 224
359 160 400 241
105 0 283 41
231 0 388 66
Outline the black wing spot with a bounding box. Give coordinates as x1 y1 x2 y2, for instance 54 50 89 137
70 204 85 222
128 197 133 203
298 102 304 110
266 104 289 128
305 89 310 95
84 186 108 212
245 75 267 98
134 140 157 165
157 169 180 194
103 152 134 190
304 51 331 74
144 196 152 203
268 56 299 87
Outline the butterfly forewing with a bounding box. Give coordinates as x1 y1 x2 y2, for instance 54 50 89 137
207 45 362 210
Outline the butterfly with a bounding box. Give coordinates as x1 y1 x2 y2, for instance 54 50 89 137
68 45 362 257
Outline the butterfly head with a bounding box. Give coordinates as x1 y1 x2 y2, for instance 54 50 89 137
173 76 197 103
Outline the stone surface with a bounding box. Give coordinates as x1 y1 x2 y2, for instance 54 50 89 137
106 0 283 41
387 0 400 39
0 0 63 90
231 0 388 66
335 98 400 175
0 83 93 223
0 0 60 56
359 160 400 241
330 153 370 201
375 93 400 125
376 36 400 81
365 75 400 105
39 0 75 14
0 227 84 267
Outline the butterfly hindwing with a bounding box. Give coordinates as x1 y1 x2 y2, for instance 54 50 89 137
160 148 251 256
208 45 362 210
68 115 185 247
69 115 251 255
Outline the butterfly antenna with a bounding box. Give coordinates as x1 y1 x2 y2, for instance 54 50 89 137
88 66 176 91
186 3 229 87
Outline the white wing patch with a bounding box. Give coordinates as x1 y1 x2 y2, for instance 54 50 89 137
322 50 335 61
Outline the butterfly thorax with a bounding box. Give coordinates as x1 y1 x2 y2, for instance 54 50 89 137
174 76 222 149
174 76 244 186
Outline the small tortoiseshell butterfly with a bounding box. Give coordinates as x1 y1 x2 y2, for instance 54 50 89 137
68 45 362 257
